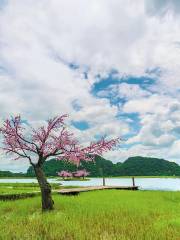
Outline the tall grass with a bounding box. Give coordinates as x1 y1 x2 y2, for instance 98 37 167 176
0 190 179 239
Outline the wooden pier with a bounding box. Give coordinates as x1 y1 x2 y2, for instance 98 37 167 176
59 185 138 195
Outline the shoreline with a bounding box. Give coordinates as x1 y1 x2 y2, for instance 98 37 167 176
0 175 180 179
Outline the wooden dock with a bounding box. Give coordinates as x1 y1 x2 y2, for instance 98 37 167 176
59 185 138 195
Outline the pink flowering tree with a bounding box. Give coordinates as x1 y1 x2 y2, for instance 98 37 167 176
73 169 89 179
58 170 72 179
0 115 119 211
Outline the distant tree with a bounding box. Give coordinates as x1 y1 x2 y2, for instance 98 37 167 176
0 115 119 211
58 170 72 179
73 169 89 179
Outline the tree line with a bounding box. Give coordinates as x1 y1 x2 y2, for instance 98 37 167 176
26 155 180 177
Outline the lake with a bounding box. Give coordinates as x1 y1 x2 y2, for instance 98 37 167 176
0 177 180 191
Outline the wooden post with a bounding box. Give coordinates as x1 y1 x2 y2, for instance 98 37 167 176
103 176 105 186
132 177 135 187
99 167 105 186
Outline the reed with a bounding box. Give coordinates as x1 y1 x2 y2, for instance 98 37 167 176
0 190 179 239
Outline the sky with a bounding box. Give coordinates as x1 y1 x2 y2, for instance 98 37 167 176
0 0 180 172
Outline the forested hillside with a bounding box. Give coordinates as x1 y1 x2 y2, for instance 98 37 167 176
116 156 180 176
26 156 180 177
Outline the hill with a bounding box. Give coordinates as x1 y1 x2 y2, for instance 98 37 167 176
26 155 117 177
26 156 180 177
117 156 180 176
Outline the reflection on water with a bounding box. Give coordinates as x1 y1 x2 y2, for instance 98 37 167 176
0 177 180 191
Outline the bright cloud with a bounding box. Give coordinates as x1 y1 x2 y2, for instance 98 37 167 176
0 0 179 171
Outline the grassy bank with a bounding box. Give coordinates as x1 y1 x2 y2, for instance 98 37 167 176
0 190 179 239
0 183 61 195
0 183 41 195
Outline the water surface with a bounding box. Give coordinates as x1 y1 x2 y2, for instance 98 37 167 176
0 177 179 191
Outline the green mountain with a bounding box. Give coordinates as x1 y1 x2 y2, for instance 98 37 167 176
116 156 180 176
26 159 77 177
26 156 180 177
26 155 116 177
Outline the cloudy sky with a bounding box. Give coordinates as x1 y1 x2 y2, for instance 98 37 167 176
0 0 180 172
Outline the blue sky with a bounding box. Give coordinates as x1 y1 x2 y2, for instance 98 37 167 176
0 0 180 172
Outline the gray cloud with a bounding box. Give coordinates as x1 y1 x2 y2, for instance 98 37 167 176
145 0 180 16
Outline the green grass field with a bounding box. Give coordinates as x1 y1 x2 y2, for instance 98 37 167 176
0 183 79 195
0 190 179 240
0 183 61 195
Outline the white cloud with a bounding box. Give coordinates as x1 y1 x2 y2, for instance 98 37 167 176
123 94 180 116
0 0 179 171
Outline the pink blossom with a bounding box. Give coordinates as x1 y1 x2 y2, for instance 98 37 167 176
58 170 72 178
0 115 120 211
0 115 119 165
73 169 89 178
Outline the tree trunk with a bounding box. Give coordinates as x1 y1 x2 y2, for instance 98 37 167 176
34 165 54 211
